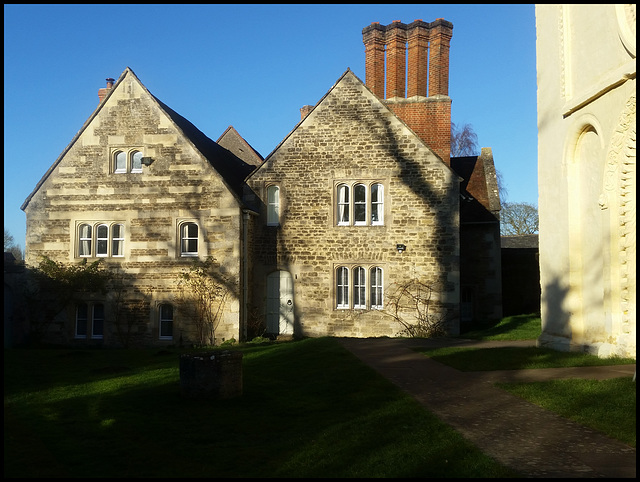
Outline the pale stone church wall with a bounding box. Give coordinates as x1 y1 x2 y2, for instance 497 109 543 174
536 4 636 358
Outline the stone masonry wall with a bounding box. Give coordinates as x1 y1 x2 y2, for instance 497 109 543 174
247 71 460 338
23 70 242 346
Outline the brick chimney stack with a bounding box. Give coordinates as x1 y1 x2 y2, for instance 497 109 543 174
362 18 453 165
98 77 115 104
385 20 406 99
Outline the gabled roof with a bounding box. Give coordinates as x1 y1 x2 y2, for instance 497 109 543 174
501 234 539 249
217 126 263 168
247 68 457 181
451 150 501 224
22 67 254 210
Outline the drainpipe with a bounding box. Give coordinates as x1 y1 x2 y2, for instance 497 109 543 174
241 209 257 341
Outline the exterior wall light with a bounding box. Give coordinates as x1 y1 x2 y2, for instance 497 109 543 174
396 243 406 253
141 157 154 166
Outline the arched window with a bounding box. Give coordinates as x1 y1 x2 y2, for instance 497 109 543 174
267 185 280 226
96 224 109 257
114 151 127 173
371 183 384 225
335 182 384 226
159 304 174 340
336 266 349 309
353 266 367 309
337 184 350 225
111 224 125 257
180 222 199 257
354 184 367 225
370 267 384 309
131 150 143 173
79 224 92 257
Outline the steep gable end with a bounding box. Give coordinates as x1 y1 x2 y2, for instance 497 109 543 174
217 126 263 168
250 69 454 179
22 67 252 211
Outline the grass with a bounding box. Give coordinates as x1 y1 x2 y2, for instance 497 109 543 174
417 346 636 371
497 378 636 448
460 313 543 340
4 338 519 478
5 313 636 476
420 313 636 448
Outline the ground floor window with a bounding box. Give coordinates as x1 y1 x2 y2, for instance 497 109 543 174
335 264 384 310
75 302 104 339
159 303 174 340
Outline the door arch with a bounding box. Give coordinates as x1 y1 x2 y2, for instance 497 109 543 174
266 271 294 336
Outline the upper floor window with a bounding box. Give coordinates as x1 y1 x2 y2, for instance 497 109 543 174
180 222 199 257
335 264 384 310
113 149 144 174
336 182 384 226
114 151 127 173
131 150 143 173
267 185 280 226
77 222 125 258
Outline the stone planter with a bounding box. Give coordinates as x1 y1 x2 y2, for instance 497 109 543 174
179 350 243 399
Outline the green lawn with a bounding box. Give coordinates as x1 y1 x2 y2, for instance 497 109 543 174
4 313 636 477
4 338 519 478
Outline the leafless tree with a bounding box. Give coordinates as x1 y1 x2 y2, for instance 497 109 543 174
4 227 23 260
451 122 479 157
500 201 539 235
178 257 231 346
382 277 449 338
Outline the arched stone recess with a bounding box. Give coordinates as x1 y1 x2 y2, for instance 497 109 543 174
564 116 605 343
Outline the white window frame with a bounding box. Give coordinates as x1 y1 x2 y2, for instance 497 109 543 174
96 224 109 257
370 266 384 309
335 264 384 310
114 151 127 173
353 266 367 309
77 222 125 258
180 222 199 257
335 182 385 226
159 303 174 340
79 224 92 257
131 150 143 173
336 266 350 309
353 184 367 226
267 185 280 226
337 184 350 225
371 183 384 225
111 223 125 257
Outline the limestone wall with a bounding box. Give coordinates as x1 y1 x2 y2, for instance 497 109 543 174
247 71 460 338
23 69 243 346
536 4 636 358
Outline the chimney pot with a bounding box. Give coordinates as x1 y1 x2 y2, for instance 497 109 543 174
106 78 115 88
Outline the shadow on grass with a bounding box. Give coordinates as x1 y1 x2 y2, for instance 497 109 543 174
460 313 541 340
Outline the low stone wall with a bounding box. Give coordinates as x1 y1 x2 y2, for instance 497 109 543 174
179 350 243 399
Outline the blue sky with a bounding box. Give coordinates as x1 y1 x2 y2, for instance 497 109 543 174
4 4 538 251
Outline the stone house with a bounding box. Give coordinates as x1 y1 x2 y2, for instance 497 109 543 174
535 4 636 358
19 18 502 346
